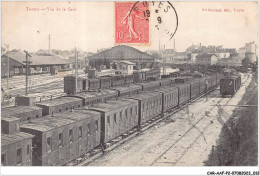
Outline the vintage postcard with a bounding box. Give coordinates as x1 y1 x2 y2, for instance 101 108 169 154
1 1 258 175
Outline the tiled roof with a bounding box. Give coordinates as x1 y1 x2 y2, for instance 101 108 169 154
2 132 34 146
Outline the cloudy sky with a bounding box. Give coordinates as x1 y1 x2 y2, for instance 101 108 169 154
2 1 258 52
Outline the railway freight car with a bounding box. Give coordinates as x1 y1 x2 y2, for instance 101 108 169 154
155 87 179 113
64 76 86 95
111 84 142 97
87 78 100 91
177 83 191 105
87 99 139 145
20 110 101 166
128 92 163 126
220 75 241 97
1 117 34 166
124 75 134 86
136 81 160 91
174 76 193 83
109 75 125 87
1 106 43 123
36 97 83 116
99 76 112 89
159 78 172 87
188 79 200 99
65 89 118 106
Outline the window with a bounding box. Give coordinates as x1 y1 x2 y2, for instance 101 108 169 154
79 126 82 138
107 116 110 126
66 107 68 110
27 117 31 121
1 154 6 166
27 145 30 155
47 137 51 148
17 148 22 165
59 132 63 146
36 115 39 118
69 129 73 143
114 114 117 124
78 104 80 108
59 109 61 112
120 111 122 121
87 123 91 135
95 120 98 131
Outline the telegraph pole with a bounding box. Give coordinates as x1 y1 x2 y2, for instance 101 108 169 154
75 47 78 94
23 51 32 95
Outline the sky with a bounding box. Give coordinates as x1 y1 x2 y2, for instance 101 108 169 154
1 1 258 53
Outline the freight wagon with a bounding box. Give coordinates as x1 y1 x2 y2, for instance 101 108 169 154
109 75 125 87
220 75 241 97
87 78 100 91
159 78 172 87
177 83 191 105
124 75 134 85
155 87 179 113
136 81 160 91
1 133 34 166
87 99 139 145
2 117 34 166
99 76 112 89
20 110 101 166
111 84 142 97
36 97 83 116
64 76 86 95
1 106 43 123
128 92 163 126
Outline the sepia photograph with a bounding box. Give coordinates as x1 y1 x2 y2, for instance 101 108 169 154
1 0 259 175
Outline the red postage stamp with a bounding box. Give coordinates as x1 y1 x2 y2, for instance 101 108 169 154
115 2 149 44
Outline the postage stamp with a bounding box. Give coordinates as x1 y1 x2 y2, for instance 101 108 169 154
115 2 150 44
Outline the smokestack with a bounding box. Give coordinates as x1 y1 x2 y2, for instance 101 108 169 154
49 34 51 54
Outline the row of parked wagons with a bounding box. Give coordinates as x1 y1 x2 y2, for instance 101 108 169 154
1 74 222 166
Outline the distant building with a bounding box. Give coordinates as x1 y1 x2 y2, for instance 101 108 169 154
35 49 51 56
162 49 188 63
117 61 135 75
196 53 218 65
1 51 72 78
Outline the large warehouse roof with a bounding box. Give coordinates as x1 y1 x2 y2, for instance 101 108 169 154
3 51 72 66
88 45 157 62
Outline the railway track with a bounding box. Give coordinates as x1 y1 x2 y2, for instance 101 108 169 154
149 73 251 166
65 84 220 166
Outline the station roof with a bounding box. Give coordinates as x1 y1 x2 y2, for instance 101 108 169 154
87 99 137 113
2 132 34 146
36 97 81 107
1 106 42 117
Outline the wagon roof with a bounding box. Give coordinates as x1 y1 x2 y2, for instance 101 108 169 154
1 106 42 116
127 92 162 100
1 132 34 146
111 84 142 92
87 99 136 112
136 81 160 86
1 116 20 122
36 97 81 106
155 86 178 93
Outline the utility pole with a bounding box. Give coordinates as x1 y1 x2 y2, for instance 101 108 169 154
49 34 51 54
75 47 78 94
6 45 9 102
23 51 32 96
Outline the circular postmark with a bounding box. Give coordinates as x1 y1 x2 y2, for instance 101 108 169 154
129 1 178 40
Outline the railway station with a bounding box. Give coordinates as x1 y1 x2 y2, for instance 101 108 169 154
1 2 258 174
